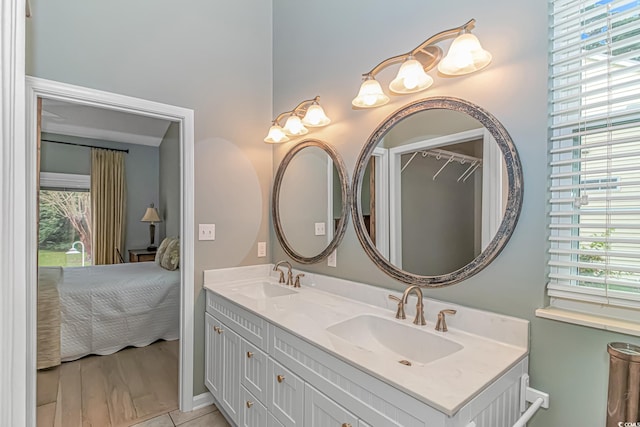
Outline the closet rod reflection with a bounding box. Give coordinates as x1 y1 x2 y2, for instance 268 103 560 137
41 139 129 154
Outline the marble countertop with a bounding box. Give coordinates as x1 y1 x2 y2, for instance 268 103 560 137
203 266 528 416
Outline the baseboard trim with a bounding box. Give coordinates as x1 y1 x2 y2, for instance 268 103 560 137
192 391 215 410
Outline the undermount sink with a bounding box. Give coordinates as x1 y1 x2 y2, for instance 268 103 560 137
233 281 298 299
326 314 463 365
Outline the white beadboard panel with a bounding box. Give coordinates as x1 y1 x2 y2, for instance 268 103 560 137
221 325 241 424
304 383 359 427
207 292 269 351
240 386 268 427
241 339 268 405
454 360 528 427
267 358 304 427
268 412 286 427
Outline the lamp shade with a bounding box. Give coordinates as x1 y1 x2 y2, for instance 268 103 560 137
301 104 331 127
141 206 161 223
389 58 433 94
264 124 290 143
437 32 492 76
352 78 390 108
283 115 309 136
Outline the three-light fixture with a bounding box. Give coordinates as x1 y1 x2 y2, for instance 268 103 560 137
264 96 331 144
352 19 491 109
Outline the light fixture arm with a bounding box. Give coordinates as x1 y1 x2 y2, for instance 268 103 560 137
271 96 322 126
363 19 476 78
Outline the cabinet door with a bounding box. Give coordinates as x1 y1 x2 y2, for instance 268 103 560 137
240 386 267 427
268 412 285 427
267 358 304 427
204 313 222 400
304 383 358 427
220 324 241 424
241 339 268 404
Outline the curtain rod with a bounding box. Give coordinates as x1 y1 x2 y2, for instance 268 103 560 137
41 139 129 154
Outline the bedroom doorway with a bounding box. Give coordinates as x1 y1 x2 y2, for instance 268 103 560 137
26 77 196 426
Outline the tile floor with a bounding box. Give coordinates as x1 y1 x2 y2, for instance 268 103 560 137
132 404 230 427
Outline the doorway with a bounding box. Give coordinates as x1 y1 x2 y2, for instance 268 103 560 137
25 77 196 425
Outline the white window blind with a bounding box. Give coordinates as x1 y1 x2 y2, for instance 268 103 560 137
548 0 640 309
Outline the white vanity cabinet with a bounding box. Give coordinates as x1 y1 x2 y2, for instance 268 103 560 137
205 289 527 427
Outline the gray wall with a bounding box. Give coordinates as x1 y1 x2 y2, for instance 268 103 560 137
40 133 160 256
27 0 273 396
159 122 180 240
272 1 640 426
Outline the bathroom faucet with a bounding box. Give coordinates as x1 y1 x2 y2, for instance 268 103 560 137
273 260 293 286
388 285 426 326
435 309 457 332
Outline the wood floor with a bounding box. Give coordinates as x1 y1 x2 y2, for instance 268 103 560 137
37 340 180 427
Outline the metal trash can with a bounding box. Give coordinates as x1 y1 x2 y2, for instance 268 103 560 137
608 342 640 427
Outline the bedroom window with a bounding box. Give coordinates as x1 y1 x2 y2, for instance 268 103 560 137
541 0 640 327
39 172 92 267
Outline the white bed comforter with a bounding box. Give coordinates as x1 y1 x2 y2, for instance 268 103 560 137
60 262 180 361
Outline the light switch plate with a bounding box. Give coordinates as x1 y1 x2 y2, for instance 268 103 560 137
314 222 326 236
199 224 215 241
327 249 337 267
257 241 266 257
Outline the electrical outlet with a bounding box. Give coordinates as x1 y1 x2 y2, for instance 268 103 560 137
257 241 266 257
314 222 326 236
199 224 215 241
327 249 337 267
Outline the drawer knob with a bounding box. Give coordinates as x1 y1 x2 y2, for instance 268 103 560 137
342 424 352 427
217 328 223 334
246 401 253 408
276 374 285 383
247 351 253 358
213 326 219 333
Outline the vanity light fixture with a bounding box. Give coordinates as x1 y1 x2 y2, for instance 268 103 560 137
264 96 330 144
352 19 491 108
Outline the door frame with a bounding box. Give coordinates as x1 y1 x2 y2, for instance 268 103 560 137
25 76 196 422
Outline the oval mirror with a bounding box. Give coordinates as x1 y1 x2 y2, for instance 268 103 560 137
273 139 350 264
352 97 523 286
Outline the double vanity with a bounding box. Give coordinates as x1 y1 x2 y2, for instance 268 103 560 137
203 96 531 426
203 264 529 427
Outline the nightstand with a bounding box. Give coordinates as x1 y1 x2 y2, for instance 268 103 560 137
129 248 157 263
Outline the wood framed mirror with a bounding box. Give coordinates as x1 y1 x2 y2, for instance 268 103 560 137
351 97 523 286
273 139 350 264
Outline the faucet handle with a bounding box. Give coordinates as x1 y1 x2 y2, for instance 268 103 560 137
435 309 457 332
294 273 305 288
388 295 406 319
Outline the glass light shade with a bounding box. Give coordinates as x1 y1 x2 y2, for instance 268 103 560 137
389 58 434 94
301 104 331 127
437 32 492 76
264 125 290 143
283 115 308 136
352 78 390 108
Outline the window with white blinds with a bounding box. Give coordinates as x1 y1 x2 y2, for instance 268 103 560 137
548 0 640 310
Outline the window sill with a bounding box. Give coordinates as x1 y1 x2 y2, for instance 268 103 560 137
536 307 640 337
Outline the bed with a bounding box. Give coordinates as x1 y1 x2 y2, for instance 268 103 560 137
37 261 180 368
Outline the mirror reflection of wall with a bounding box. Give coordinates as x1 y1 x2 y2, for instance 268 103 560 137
278 146 336 258
360 108 508 277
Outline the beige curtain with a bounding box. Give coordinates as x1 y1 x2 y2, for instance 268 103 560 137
91 148 126 265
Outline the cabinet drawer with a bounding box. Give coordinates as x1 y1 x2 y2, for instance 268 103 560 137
206 291 269 351
241 339 268 405
304 383 358 427
240 386 267 427
267 358 304 427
